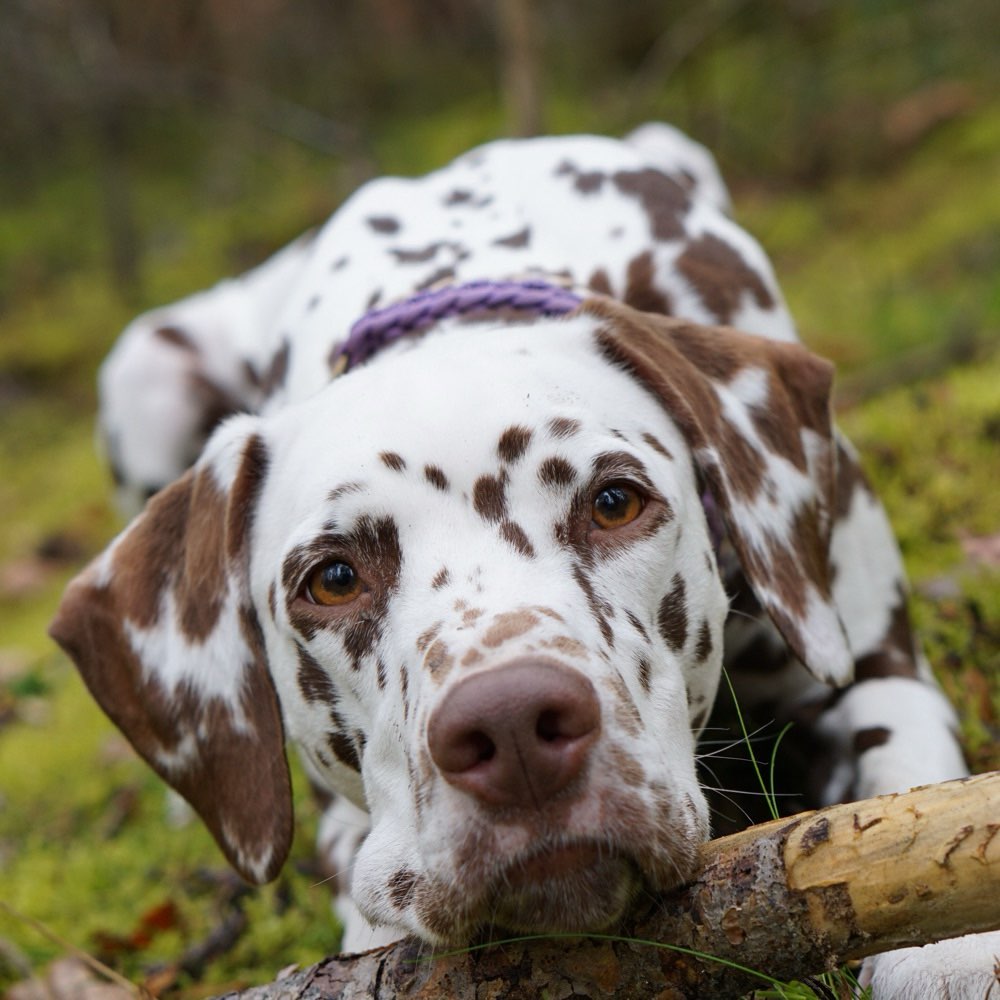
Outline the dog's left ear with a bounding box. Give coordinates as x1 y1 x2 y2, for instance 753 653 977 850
49 415 293 882
589 298 853 686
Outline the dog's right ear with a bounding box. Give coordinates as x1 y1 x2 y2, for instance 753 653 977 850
49 415 293 884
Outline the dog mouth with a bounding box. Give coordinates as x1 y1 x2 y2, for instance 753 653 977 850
475 839 642 936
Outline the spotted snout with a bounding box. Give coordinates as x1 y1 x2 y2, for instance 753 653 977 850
427 659 601 809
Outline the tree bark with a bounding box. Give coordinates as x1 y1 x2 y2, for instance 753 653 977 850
224 772 1000 1000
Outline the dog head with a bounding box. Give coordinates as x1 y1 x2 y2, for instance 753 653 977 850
51 299 850 942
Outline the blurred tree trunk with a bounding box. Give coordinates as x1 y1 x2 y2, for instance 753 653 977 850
495 0 543 136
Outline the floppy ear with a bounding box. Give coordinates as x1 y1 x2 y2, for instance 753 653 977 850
49 415 292 883
588 298 853 686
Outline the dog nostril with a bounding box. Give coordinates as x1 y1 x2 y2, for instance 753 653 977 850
471 731 495 763
536 709 563 743
454 730 496 768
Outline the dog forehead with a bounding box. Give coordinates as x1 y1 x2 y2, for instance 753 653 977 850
265 315 681 501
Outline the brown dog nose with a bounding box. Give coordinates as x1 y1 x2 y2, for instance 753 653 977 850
427 659 601 809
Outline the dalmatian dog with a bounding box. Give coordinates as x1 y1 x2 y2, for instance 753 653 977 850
51 124 999 996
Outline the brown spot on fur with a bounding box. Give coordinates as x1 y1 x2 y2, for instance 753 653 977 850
267 581 277 619
555 161 606 194
538 456 577 488
588 268 613 296
461 648 483 668
388 868 418 909
608 743 646 787
497 425 533 464
472 473 507 523
296 643 339 707
695 620 714 663
624 250 670 314
547 417 581 439
328 730 361 772
259 341 290 397
416 266 457 291
607 672 642 736
658 574 689 652
854 726 891 755
493 226 531 248
612 168 690 241
500 520 535 558
431 567 451 590
626 610 650 641
462 606 485 627
675 233 775 325
635 654 652 693
155 325 197 351
482 609 540 648
424 465 449 491
855 584 919 680
380 451 406 472
424 638 454 680
541 635 588 659
642 432 674 461
416 622 443 653
367 216 400 234
573 565 614 646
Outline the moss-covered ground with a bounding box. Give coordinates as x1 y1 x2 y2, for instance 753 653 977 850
1 102 997 997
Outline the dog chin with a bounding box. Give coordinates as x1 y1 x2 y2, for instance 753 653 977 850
480 845 641 938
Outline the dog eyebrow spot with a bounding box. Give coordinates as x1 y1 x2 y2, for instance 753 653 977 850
380 451 407 472
547 417 581 439
497 425 533 463
538 456 577 488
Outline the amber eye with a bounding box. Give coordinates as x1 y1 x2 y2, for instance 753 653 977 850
592 483 644 529
305 561 363 606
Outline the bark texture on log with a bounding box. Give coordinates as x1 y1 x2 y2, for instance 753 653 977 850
224 772 1000 1000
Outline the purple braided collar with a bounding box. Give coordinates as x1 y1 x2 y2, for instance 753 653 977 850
331 278 583 373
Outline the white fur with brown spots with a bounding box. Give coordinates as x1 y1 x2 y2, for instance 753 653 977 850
53 124 997 995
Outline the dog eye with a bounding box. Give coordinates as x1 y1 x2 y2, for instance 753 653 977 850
305 561 363 606
592 483 644 529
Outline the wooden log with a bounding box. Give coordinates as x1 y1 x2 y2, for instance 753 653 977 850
223 772 1000 1000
